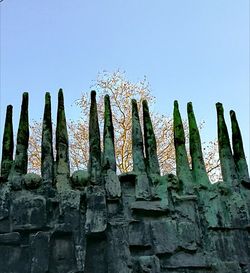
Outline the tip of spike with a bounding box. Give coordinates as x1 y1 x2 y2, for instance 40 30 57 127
104 94 110 103
91 90 96 100
174 100 179 108
187 102 193 113
45 92 51 100
131 99 137 105
230 110 235 117
7 105 13 111
142 100 148 108
23 92 28 99
216 103 224 116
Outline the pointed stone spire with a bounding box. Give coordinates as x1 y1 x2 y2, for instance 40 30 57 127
41 92 54 186
173 101 193 194
55 89 70 191
187 102 210 188
1 105 14 181
132 99 151 200
88 90 102 185
103 95 116 172
230 110 250 186
216 103 237 187
142 100 160 175
132 99 146 173
14 92 29 175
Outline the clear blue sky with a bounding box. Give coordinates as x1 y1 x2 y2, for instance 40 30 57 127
0 1 249 165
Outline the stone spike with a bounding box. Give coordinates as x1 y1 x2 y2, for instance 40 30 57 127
1 105 14 181
103 94 116 172
142 100 160 175
187 102 210 187
230 110 250 186
55 89 70 190
131 99 146 173
41 92 54 186
173 101 193 194
216 103 237 187
88 90 102 185
14 92 29 175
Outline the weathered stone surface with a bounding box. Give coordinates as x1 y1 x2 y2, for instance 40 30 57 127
137 255 161 273
88 90 102 185
187 102 211 188
0 232 20 245
104 169 121 199
164 252 208 268
152 175 169 208
135 173 151 200
129 221 151 247
30 231 50 273
230 110 250 186
10 194 46 231
177 221 200 251
41 92 54 186
49 232 77 273
24 173 42 189
212 261 242 273
107 223 132 273
142 100 160 176
173 101 194 195
71 169 89 189
103 94 116 172
10 93 29 190
131 200 169 215
151 220 178 254
216 103 238 188
131 99 147 174
55 89 71 191
85 185 107 234
1 105 14 182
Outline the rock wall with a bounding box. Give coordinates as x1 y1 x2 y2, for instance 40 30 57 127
0 90 249 273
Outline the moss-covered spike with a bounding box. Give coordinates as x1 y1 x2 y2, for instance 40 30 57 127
230 110 250 185
187 102 210 187
88 90 102 185
132 99 146 173
55 89 70 191
13 92 29 176
41 92 54 186
216 103 237 187
1 105 14 181
142 99 160 175
103 94 116 172
174 101 194 194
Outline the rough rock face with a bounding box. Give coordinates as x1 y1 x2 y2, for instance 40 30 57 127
0 91 250 273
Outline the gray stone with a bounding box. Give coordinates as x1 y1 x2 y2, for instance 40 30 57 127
173 100 194 195
85 185 107 234
41 92 54 186
0 232 20 245
135 173 151 200
71 169 89 189
88 90 102 185
137 255 161 273
10 194 46 231
129 221 151 247
24 173 42 189
151 220 178 254
105 169 121 199
1 105 14 182
30 231 50 273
